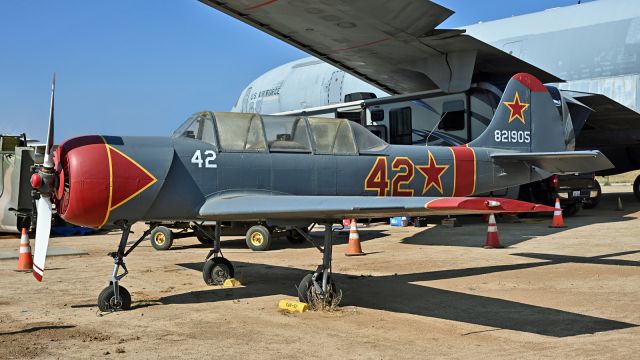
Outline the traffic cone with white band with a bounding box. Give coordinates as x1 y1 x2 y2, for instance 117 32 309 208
483 214 503 249
549 198 566 228
17 228 33 271
345 219 365 256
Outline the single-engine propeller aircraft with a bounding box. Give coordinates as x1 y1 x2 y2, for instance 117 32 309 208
30 73 612 311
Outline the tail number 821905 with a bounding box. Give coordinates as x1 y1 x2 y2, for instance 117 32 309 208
495 130 530 143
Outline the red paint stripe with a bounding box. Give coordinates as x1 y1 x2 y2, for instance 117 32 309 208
332 37 391 52
513 73 547 92
426 197 555 213
244 0 279 11
451 147 476 196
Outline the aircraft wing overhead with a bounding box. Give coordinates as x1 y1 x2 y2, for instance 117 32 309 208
198 194 553 221
199 0 561 93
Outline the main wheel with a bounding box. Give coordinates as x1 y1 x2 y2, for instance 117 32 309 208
286 228 308 244
97 285 131 312
583 180 601 209
245 225 272 251
195 226 215 245
150 226 173 251
634 175 640 202
297 273 341 309
202 257 235 285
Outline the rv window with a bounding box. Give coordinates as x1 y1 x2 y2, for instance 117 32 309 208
261 115 312 152
213 112 267 152
307 118 357 155
438 111 465 131
389 107 412 145
370 110 384 122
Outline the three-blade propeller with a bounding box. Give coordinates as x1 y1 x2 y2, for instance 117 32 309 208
32 73 56 281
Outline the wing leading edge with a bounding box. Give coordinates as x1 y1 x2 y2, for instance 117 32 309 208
198 194 555 221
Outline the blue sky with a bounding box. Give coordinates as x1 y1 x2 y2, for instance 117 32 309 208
0 0 591 142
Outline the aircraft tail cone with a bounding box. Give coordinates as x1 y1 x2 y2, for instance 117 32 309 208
483 214 503 249
345 219 365 256
17 228 33 271
549 198 567 228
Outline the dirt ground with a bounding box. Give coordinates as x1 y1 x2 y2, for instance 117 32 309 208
1 186 639 359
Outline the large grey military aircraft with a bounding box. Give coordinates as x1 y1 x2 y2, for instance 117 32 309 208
29 73 612 311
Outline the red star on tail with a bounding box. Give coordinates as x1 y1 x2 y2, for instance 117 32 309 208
503 92 529 124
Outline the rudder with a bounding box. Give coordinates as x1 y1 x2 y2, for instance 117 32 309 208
469 73 565 153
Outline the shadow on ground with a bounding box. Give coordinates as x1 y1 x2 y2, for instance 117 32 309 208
161 249 639 338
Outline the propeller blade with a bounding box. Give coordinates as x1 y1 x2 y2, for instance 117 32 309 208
32 197 52 282
44 72 55 168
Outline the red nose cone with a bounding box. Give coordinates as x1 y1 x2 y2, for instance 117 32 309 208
30 173 42 189
54 135 157 229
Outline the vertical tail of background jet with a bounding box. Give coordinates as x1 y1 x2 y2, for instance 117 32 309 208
468 73 565 153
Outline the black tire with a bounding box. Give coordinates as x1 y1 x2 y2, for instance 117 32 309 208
150 226 173 251
245 225 272 251
195 226 215 245
286 228 308 244
634 175 640 202
563 203 580 217
297 273 340 306
97 285 131 312
583 180 601 209
202 257 235 285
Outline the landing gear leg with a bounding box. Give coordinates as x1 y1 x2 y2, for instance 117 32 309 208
297 223 342 310
201 223 235 285
97 221 155 312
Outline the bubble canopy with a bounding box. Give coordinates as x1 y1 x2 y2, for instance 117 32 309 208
173 112 388 154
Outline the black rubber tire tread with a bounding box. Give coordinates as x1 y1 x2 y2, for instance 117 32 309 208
195 226 215 245
582 180 601 209
97 285 131 312
634 175 640 202
245 225 272 251
150 226 173 251
297 274 314 303
286 228 307 243
202 257 235 286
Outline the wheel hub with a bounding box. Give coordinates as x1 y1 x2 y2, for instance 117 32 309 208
250 232 264 246
154 232 166 245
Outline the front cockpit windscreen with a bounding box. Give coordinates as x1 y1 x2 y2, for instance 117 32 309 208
172 112 217 146
214 112 267 152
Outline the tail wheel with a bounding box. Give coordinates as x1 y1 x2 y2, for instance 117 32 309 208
245 225 272 251
150 226 173 251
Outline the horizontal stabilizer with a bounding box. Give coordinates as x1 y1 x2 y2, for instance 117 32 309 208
491 151 613 174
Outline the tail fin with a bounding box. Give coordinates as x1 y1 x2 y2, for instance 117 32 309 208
469 73 564 153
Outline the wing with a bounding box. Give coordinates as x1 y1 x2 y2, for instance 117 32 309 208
199 0 561 94
198 194 554 221
490 151 613 174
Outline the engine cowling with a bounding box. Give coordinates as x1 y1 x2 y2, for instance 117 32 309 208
53 135 158 228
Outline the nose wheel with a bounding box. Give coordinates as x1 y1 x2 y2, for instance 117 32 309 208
98 284 131 312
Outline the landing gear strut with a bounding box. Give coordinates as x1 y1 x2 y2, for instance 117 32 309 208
296 223 342 309
97 221 154 312
199 223 235 285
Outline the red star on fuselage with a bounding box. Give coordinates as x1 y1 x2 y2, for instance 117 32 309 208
503 92 529 124
417 152 449 194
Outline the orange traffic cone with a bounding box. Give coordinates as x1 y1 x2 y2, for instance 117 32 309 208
17 228 33 271
483 214 503 249
549 198 566 228
345 219 365 256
